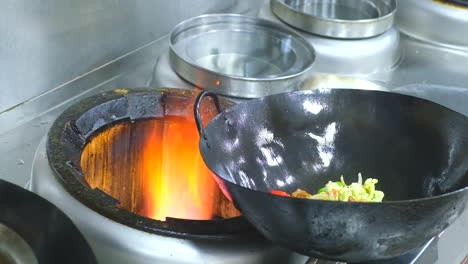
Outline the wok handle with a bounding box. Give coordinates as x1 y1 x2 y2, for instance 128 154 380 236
194 90 222 141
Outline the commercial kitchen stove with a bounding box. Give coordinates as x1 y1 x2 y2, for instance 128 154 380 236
1 0 468 263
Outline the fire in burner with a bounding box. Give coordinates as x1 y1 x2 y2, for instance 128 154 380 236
81 93 239 221
142 115 224 221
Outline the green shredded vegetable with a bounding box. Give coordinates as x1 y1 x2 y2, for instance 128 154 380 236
292 173 384 202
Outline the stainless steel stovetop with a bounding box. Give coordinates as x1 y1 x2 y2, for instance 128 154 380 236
1 0 468 263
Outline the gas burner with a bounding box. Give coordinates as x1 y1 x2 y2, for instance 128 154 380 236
46 89 245 237
32 88 307 264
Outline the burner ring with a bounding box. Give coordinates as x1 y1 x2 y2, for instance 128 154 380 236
47 88 259 240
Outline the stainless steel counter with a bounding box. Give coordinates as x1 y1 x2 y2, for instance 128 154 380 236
1 1 468 263
0 0 260 113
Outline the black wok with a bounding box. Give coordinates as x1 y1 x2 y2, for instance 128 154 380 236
0 179 97 264
194 89 468 263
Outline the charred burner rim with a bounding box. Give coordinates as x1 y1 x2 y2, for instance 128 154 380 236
46 87 259 241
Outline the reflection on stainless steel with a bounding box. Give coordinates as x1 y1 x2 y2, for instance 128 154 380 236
387 35 468 88
259 2 401 79
301 74 387 91
169 14 315 98
393 84 468 117
289 0 381 20
271 0 397 38
396 0 468 50
0 0 248 113
0 223 38 264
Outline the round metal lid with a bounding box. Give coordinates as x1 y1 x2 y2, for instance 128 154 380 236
271 0 397 39
169 14 316 98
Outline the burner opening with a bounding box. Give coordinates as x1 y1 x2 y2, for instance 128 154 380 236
80 117 240 221
47 89 253 239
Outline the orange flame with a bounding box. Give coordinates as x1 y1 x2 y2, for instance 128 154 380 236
141 99 220 221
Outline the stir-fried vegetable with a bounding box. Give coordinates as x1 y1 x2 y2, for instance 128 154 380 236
270 173 384 202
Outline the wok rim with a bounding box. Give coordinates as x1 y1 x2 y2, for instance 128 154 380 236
200 88 468 205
